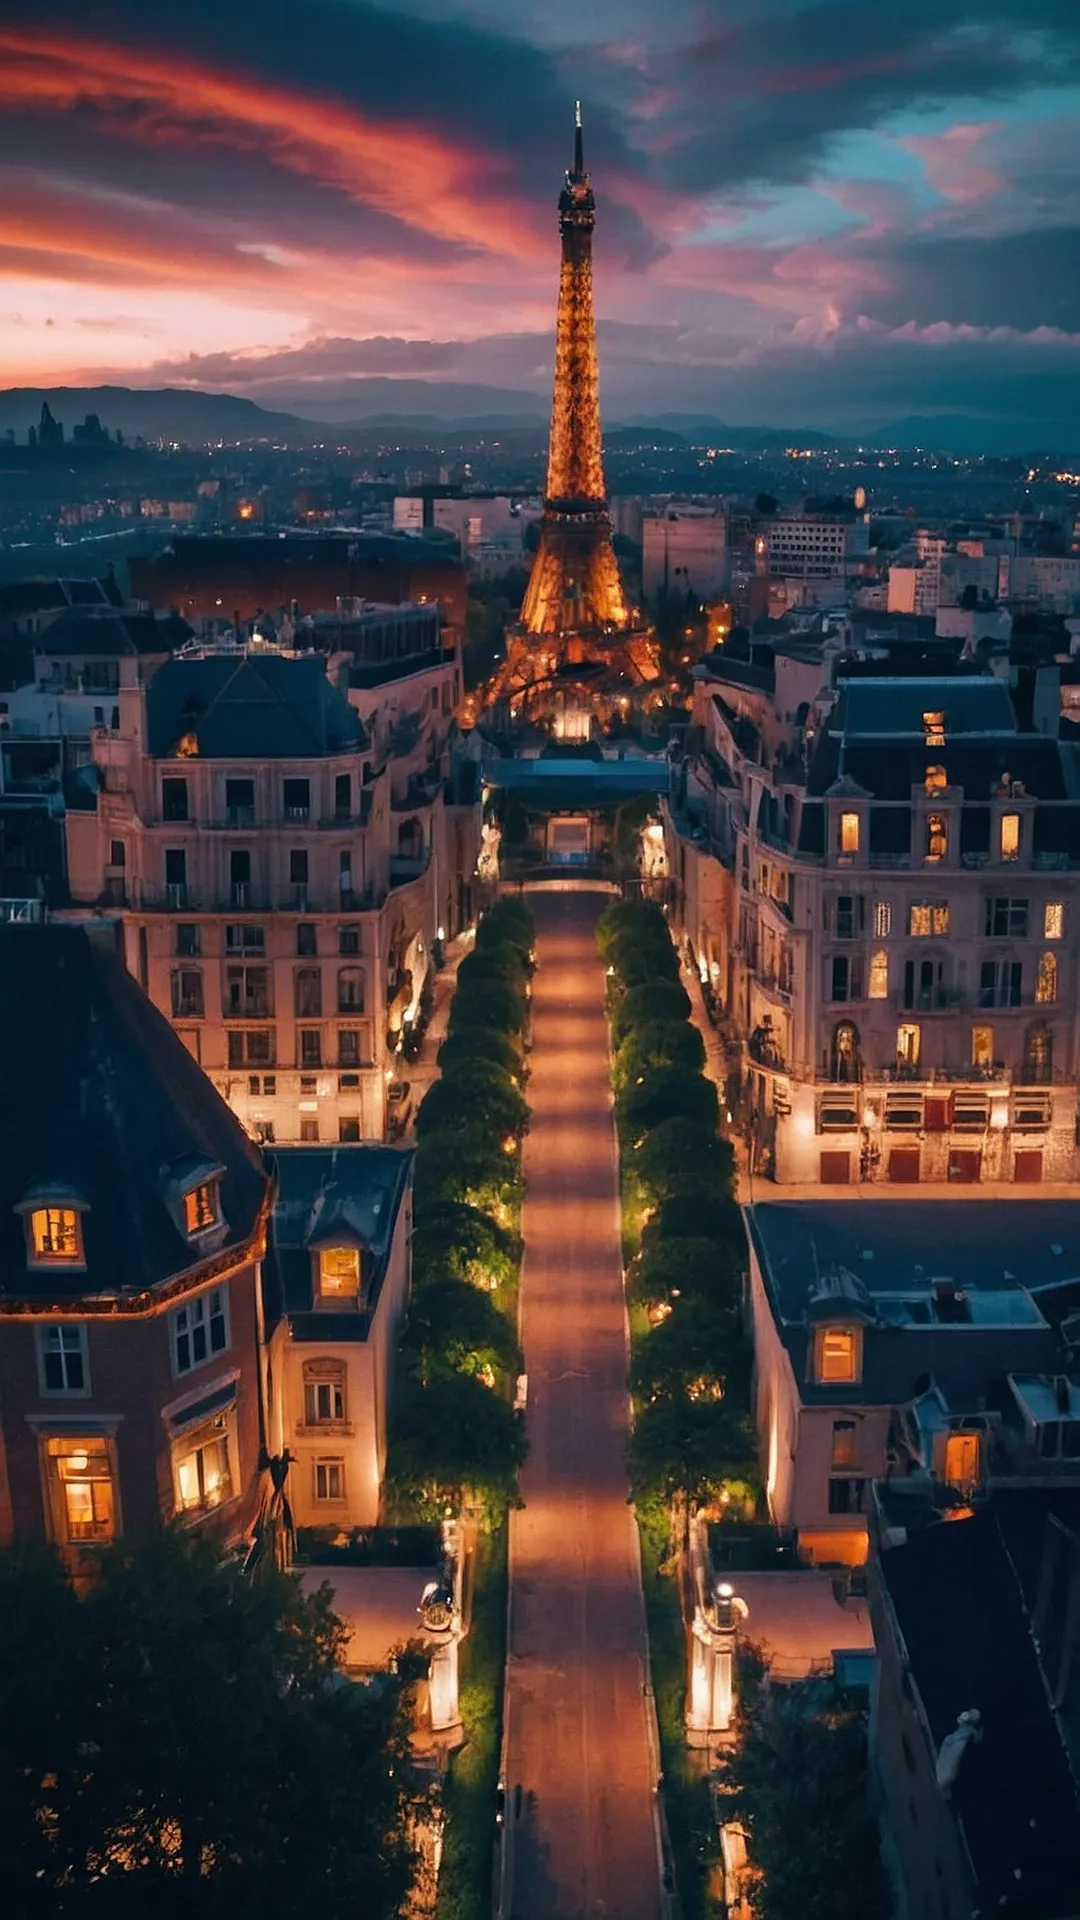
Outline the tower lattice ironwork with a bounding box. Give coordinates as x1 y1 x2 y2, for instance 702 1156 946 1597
519 107 628 637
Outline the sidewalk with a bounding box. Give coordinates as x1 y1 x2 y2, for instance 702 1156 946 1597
401 930 472 1137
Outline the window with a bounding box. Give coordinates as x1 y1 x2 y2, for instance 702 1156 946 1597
38 1324 88 1394
165 848 187 888
296 922 317 957
183 1182 219 1236
338 924 361 955
873 901 892 938
225 778 255 824
943 1431 981 1494
225 923 265 953
828 1477 867 1515
314 1459 345 1502
229 850 251 901
338 1029 364 1068
924 765 947 794
339 850 352 894
831 1420 857 1468
834 895 864 939
923 710 946 748
299 1118 319 1143
289 849 309 887
1022 1024 1053 1085
109 840 126 871
1045 902 1064 941
971 1025 993 1068
162 777 189 821
979 959 1022 1008
175 1419 234 1515
176 923 200 956
909 903 949 937
172 1288 228 1374
170 967 204 1018
1035 953 1058 1004
294 967 322 1018
839 811 860 855
985 898 1028 938
815 1326 859 1384
319 1246 360 1298
299 1028 322 1069
868 950 889 999
283 777 310 820
303 1363 346 1425
339 1117 361 1143
828 954 863 1002
227 1029 274 1067
337 965 364 1013
29 1207 83 1266
896 1023 921 1068
925 814 948 862
225 964 270 1018
999 813 1021 861
334 773 351 819
46 1437 115 1544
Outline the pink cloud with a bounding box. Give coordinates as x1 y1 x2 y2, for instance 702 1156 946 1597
900 122 1005 204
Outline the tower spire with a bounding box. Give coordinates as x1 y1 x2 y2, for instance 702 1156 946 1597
573 99 583 179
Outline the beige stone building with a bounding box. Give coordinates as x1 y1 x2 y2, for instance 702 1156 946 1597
62 624 480 1145
667 650 1080 1187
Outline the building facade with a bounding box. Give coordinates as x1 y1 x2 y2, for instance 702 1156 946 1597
62 635 480 1145
0 924 270 1571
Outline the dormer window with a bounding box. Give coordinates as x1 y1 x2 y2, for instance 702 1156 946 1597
1000 812 1021 861
19 1187 89 1269
814 1325 861 1385
839 812 860 856
184 1181 220 1237
924 765 947 794
923 710 946 748
318 1246 360 1300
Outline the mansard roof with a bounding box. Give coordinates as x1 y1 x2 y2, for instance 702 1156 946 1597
146 653 368 760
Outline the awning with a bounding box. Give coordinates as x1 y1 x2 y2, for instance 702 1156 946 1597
165 1380 237 1436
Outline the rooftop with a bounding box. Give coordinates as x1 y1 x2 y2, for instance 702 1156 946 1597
146 653 368 760
264 1144 412 1340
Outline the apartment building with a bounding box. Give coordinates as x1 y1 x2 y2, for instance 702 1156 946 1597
642 507 727 599
668 656 1080 1187
61 632 480 1145
759 515 869 581
0 924 270 1567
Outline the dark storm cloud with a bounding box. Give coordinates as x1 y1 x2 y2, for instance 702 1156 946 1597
859 227 1080 333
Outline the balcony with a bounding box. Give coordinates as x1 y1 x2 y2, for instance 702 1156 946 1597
755 970 793 1004
389 852 429 885
166 882 188 910
226 806 255 829
0 898 44 923
895 986 965 1013
284 805 310 822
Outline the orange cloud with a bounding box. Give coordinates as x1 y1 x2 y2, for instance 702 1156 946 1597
0 29 547 263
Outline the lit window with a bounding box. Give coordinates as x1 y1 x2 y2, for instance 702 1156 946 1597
816 1326 859 1384
29 1207 83 1265
172 1288 228 1375
923 710 946 748
873 901 892 938
924 765 947 793
896 1023 921 1067
314 1459 346 1502
868 950 889 999
943 1431 981 1494
174 1419 234 1515
839 812 860 855
925 814 947 862
1045 902 1064 940
46 1437 115 1544
908 903 949 937
304 1369 346 1424
1035 953 1058 1004
39 1324 88 1393
832 1419 857 1468
971 1025 993 1068
1000 813 1021 861
319 1247 360 1298
183 1182 220 1236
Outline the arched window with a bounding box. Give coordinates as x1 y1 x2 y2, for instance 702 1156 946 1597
1022 1024 1053 1084
302 1359 347 1426
1035 952 1058 1005
868 950 889 1000
830 1021 861 1083
337 965 365 1013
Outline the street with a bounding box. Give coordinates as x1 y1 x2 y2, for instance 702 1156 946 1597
502 888 663 1920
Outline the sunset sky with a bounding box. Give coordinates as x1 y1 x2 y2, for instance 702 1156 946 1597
1 0 1079 428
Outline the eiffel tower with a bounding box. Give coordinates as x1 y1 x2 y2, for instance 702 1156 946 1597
479 108 659 730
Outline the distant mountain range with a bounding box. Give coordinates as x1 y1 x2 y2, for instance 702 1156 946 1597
0 384 1072 458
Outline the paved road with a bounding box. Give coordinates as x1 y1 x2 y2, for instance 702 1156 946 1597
503 889 662 1920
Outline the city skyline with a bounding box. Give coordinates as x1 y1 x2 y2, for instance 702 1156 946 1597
1 0 1078 435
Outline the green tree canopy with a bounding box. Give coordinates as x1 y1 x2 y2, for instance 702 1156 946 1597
476 899 535 961
410 1201 521 1293
414 1126 523 1217
448 977 528 1038
437 1026 524 1083
456 940 531 996
610 936 681 992
619 1066 719 1140
630 1298 733 1406
415 1066 529 1144
634 1117 735 1207
387 1373 528 1518
643 1188 744 1253
629 1235 742 1317
629 1396 756 1509
613 1019 705 1092
612 979 692 1045
596 896 669 961
0 1532 422 1920
404 1277 520 1385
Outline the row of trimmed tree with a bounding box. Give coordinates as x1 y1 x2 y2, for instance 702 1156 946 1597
386 897 534 1520
598 897 758 1525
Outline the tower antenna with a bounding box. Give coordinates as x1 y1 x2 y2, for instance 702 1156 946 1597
574 100 583 177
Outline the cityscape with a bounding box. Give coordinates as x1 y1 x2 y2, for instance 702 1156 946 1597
1 4 1080 1918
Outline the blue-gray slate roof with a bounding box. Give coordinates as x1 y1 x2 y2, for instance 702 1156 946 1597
264 1144 413 1341
147 654 368 761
